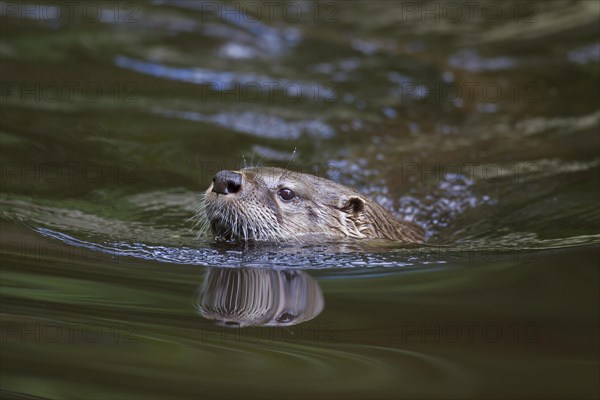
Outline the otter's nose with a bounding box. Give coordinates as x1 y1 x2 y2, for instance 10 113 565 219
212 170 242 195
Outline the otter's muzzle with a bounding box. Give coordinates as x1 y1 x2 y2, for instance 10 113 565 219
212 170 242 195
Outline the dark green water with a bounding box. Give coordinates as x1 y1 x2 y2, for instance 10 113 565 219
1 1 599 399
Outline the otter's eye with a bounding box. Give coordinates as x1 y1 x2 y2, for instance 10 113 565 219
278 188 296 201
276 312 296 323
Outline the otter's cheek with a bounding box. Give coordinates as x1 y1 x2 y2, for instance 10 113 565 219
277 209 309 234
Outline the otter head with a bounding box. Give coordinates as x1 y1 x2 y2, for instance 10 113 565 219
199 167 423 243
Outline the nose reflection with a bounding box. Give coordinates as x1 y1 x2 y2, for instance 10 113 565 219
195 268 324 327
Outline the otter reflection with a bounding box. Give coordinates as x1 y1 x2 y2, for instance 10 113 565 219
195 268 324 327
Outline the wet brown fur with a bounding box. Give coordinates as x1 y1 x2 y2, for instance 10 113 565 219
198 167 424 243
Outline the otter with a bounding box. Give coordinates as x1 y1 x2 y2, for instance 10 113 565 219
197 167 423 243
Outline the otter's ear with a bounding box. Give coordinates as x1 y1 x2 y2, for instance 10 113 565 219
341 196 365 215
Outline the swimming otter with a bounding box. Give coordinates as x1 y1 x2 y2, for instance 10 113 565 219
197 167 423 243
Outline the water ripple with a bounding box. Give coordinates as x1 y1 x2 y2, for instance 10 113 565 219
157 109 335 139
114 55 335 101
